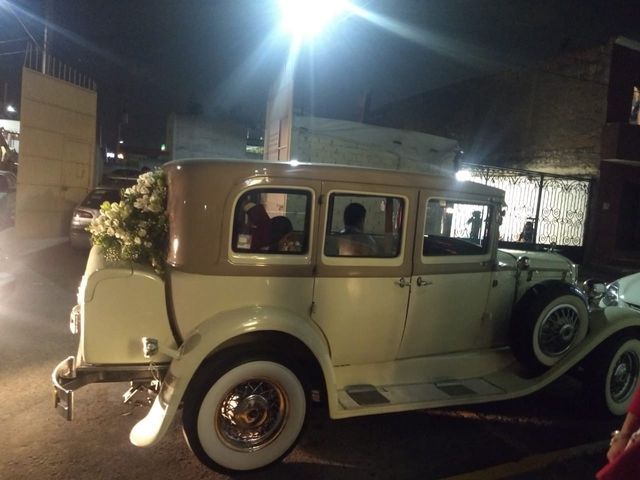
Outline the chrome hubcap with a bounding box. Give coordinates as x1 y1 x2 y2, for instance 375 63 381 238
610 351 639 403
538 305 580 356
215 378 287 451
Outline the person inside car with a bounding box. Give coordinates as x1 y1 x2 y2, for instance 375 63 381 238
338 202 378 256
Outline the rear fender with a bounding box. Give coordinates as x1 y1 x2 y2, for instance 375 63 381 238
129 305 334 447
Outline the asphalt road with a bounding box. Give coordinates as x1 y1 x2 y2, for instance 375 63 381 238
0 241 617 479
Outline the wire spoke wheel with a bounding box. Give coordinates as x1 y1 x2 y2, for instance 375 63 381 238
511 287 588 370
183 357 307 473
609 351 639 403
538 304 580 357
216 378 287 451
584 337 640 416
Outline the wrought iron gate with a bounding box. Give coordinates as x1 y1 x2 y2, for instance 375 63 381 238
462 164 592 247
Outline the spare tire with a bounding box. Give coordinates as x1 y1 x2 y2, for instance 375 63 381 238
509 282 588 371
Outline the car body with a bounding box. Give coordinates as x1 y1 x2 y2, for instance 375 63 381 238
69 186 122 248
53 159 640 473
599 272 640 311
0 170 16 229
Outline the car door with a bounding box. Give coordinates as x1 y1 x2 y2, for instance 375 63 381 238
311 182 417 366
398 191 498 359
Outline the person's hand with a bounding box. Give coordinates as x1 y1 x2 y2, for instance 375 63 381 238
607 431 631 462
608 439 627 462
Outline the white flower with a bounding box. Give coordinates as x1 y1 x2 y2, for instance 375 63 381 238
89 168 167 273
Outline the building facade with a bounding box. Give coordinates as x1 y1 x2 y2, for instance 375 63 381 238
371 37 640 270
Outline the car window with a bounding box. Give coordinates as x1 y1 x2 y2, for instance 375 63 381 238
232 188 311 254
81 189 122 209
423 199 491 256
324 193 404 258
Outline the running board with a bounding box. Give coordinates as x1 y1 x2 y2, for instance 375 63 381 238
340 378 505 409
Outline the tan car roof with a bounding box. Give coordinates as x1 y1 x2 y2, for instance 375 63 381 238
164 158 504 197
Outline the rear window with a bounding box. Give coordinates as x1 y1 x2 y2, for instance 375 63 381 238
81 189 121 209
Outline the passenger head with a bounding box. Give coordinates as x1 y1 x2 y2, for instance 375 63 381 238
344 203 366 230
270 216 293 245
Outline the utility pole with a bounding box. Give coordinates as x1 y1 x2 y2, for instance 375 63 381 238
42 0 54 74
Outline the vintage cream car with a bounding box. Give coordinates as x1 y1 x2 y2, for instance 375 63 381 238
53 159 640 473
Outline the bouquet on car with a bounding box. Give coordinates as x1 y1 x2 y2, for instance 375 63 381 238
88 169 168 274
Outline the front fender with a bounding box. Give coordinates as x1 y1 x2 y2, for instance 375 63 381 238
130 305 334 447
588 306 640 341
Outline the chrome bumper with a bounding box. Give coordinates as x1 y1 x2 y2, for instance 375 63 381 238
52 356 168 421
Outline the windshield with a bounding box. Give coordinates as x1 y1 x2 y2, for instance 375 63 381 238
81 189 121 209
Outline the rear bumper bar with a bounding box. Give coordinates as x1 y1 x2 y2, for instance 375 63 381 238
52 356 168 420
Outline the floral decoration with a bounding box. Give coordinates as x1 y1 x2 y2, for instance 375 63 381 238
88 169 168 273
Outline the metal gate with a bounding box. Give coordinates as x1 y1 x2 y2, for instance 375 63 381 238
461 164 592 248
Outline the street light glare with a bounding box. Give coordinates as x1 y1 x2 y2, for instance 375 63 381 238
6 105 16 113
278 0 349 39
455 169 472 182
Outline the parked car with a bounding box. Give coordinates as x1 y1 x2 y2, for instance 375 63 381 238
53 159 640 473
101 167 141 186
69 186 122 248
598 273 640 310
0 170 16 229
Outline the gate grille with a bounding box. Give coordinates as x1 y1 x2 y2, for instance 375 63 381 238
462 164 592 247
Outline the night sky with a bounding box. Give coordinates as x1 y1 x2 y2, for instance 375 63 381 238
0 0 638 149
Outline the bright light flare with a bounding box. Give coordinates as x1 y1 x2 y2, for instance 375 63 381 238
278 0 350 40
5 105 16 113
455 169 472 182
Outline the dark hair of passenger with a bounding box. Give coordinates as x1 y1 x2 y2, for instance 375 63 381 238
344 203 366 228
270 216 293 244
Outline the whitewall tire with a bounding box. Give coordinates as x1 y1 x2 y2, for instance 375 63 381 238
510 285 589 371
183 357 307 473
585 336 640 416
531 294 589 367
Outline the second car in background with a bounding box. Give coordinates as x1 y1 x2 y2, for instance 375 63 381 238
69 186 122 248
600 272 640 311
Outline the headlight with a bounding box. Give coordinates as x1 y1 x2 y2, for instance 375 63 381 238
583 278 606 307
602 281 620 307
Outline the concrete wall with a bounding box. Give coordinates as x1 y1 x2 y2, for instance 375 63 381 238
17 67 97 237
371 45 611 177
291 116 459 175
166 114 246 161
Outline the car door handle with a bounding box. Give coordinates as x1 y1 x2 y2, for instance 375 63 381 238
395 277 410 288
416 277 432 287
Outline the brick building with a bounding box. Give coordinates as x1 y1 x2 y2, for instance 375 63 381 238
371 37 640 271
